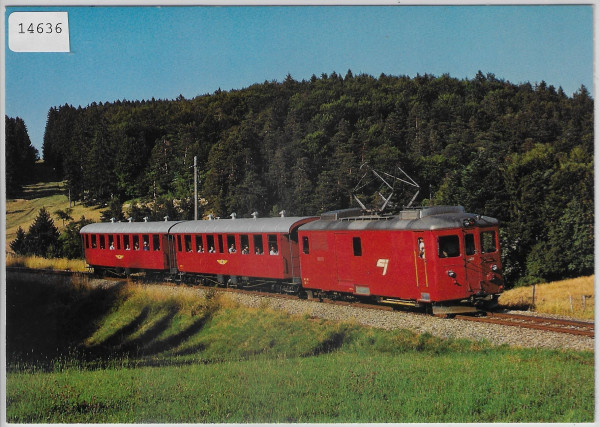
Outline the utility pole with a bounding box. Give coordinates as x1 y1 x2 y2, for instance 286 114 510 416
194 156 198 220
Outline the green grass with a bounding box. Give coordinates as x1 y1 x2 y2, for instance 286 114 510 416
5 276 595 423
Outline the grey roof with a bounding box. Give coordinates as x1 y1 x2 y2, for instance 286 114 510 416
299 207 499 232
80 221 185 235
170 217 318 235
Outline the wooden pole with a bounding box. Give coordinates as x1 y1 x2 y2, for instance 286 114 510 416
194 156 198 221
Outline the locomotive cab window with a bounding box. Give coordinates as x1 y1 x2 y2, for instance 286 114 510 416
438 235 460 258
353 237 362 256
481 231 497 253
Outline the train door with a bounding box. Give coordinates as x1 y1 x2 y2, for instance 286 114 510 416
167 234 178 274
472 228 503 295
436 231 469 300
463 231 484 295
413 232 428 289
334 233 355 292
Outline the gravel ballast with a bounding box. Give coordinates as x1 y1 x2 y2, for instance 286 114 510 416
151 283 594 352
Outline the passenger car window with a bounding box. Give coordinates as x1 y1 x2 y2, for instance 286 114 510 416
438 235 460 258
253 235 264 255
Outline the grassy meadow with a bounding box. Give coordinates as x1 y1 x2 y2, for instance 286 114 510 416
5 177 103 252
5 275 594 423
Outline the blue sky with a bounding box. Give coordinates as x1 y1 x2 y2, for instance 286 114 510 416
3 4 594 154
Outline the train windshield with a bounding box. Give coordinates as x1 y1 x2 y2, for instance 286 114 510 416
438 235 460 258
481 230 497 253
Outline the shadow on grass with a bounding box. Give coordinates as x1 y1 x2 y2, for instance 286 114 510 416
5 276 126 370
86 307 151 355
142 313 211 356
302 331 346 357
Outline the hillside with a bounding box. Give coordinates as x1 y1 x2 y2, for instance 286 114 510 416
38 72 594 286
5 168 103 252
5 274 594 423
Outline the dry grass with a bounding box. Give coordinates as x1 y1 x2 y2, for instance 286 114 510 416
5 253 88 272
499 276 594 320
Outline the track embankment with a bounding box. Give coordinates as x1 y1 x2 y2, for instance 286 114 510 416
6 268 594 352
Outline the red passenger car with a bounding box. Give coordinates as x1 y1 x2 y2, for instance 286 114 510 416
169 216 317 288
298 206 504 314
80 221 183 275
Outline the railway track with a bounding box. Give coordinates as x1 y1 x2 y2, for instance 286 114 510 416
7 267 594 339
455 312 595 338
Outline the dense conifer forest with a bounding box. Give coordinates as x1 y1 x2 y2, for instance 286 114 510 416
5 116 39 197
9 71 594 286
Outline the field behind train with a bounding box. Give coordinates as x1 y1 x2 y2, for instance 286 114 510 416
5 274 594 423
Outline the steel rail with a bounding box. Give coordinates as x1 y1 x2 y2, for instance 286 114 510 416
455 312 594 338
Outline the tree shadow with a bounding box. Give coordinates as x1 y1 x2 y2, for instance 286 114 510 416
113 307 179 356
85 307 150 355
19 182 65 200
142 314 211 356
302 331 346 357
5 276 126 370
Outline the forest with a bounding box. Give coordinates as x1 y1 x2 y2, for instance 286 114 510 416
8 71 594 286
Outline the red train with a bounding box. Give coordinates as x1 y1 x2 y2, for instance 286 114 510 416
80 206 504 314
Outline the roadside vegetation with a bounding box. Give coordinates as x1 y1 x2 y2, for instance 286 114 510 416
5 276 594 423
499 276 594 320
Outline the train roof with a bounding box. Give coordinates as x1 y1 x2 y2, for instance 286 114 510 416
170 216 318 235
298 206 499 232
80 221 185 234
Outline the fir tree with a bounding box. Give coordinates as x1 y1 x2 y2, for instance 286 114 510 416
24 208 60 257
9 227 27 255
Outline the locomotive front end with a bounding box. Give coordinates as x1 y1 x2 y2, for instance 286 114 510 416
427 209 504 314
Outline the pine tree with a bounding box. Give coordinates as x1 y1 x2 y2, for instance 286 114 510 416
24 208 60 257
9 227 27 255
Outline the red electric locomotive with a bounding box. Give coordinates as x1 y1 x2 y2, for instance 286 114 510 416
80 220 184 276
169 216 317 290
298 206 504 314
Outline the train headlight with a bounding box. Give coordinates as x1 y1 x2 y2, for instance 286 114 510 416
447 270 456 278
462 218 476 227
